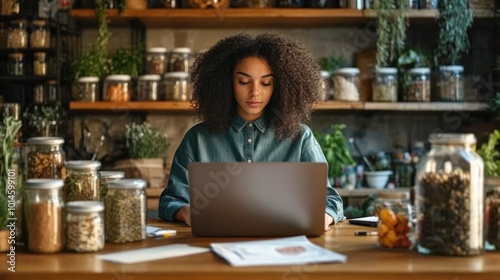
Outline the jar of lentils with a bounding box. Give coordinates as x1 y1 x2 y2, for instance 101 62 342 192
168 47 194 73
7 19 27 48
30 20 50 48
105 179 147 243
405 67 431 102
332 68 360 101
416 133 484 256
103 75 131 102
436 65 464 101
146 47 168 75
485 178 500 251
65 201 105 253
372 67 398 102
63 160 101 202
27 137 65 179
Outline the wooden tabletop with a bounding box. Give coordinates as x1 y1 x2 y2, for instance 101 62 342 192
1 220 500 280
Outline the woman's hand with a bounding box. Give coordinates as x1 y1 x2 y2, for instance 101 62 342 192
324 213 334 231
174 205 191 226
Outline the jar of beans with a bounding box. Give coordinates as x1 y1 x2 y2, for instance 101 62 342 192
65 201 105 253
416 133 484 256
375 191 414 250
405 67 431 102
103 75 131 102
485 178 500 251
63 160 102 202
26 137 66 179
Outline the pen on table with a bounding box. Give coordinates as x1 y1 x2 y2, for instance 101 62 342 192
354 231 378 236
152 230 177 238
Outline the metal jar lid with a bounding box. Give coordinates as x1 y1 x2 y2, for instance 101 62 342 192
25 179 64 189
65 160 101 171
429 133 476 145
108 179 146 189
66 201 104 213
99 171 125 179
27 137 65 145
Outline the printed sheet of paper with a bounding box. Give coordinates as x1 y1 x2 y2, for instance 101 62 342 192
97 244 210 264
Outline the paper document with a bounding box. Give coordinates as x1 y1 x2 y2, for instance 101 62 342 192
211 235 347 267
97 244 210 264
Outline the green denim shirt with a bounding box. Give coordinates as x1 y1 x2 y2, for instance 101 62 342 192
158 115 345 224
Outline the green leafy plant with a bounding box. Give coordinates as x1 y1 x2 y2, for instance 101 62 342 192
434 0 473 66
375 0 409 67
109 47 145 79
125 122 169 159
315 124 356 179
397 48 431 93
24 103 63 137
319 56 345 75
476 130 500 178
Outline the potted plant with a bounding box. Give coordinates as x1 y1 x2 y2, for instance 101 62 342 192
363 152 393 189
109 47 145 80
114 122 170 188
23 102 63 137
397 48 431 100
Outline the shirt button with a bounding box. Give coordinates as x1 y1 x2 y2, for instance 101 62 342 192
248 139 252 143
248 124 253 127
247 159 252 163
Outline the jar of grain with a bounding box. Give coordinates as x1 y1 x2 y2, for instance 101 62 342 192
375 190 414 250
73 77 99 102
7 52 24 76
103 75 131 102
164 72 191 101
105 179 147 243
24 179 64 253
30 20 50 48
66 201 105 253
332 68 360 101
372 67 398 102
416 133 484 256
26 137 65 179
137 74 161 101
99 170 125 199
436 65 464 101
7 19 27 48
167 47 194 73
405 67 431 102
146 47 167 75
33 52 47 76
63 160 101 202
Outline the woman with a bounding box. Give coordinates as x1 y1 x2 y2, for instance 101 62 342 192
158 32 344 230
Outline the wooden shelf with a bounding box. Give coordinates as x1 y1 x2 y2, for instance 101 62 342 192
336 187 412 198
69 101 193 111
363 102 489 111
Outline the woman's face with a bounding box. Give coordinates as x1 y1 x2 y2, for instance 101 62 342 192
233 56 274 122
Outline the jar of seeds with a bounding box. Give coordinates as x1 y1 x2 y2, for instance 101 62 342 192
485 178 500 251
99 170 125 199
375 191 414 250
63 160 101 202
24 179 64 253
436 65 464 101
7 19 27 48
30 20 50 48
105 179 147 243
416 133 484 256
65 201 105 253
27 137 65 179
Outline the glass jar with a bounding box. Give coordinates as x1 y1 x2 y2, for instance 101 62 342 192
7 52 24 76
30 20 50 48
103 75 131 102
332 68 360 101
375 190 414 250
73 77 99 102
33 52 47 76
168 47 194 73
63 160 101 202
146 47 167 75
65 201 105 253
405 67 431 102
105 179 147 243
137 74 161 101
47 79 58 102
485 179 500 251
164 72 191 101
372 67 398 102
26 137 65 179
7 19 27 48
416 133 484 256
24 179 64 253
319 71 331 101
99 170 125 199
437 65 465 101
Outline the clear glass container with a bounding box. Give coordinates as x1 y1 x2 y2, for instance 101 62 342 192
24 179 64 253
65 201 105 253
164 72 191 101
485 178 500 251
26 137 65 179
372 67 398 102
30 20 50 48
99 170 125 199
103 75 131 102
437 65 464 101
137 74 161 101
63 160 101 202
7 52 24 76
319 71 331 101
105 179 147 243
167 47 194 73
405 67 431 102
146 47 167 75
7 19 27 48
416 133 484 256
73 77 99 102
332 68 360 101
375 191 415 250
33 52 47 76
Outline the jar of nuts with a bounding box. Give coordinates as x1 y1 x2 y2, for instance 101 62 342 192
167 47 194 73
63 160 102 202
7 19 27 48
375 191 414 250
30 20 50 48
26 137 65 179
105 179 147 243
65 201 105 253
416 133 484 256
103 75 131 102
146 47 168 75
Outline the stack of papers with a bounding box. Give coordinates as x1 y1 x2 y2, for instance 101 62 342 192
211 235 347 267
97 244 209 264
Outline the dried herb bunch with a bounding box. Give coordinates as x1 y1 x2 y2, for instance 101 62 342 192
375 0 409 67
125 122 169 159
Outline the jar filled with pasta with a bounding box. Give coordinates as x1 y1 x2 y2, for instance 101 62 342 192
103 75 131 102
65 201 105 253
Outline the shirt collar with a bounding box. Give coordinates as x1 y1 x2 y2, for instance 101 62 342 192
231 114 267 133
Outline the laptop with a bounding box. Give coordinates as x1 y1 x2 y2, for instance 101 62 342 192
188 162 327 237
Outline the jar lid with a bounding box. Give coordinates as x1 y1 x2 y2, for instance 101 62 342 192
164 72 190 79
32 20 47 27
99 171 125 179
66 201 104 213
408 67 430 74
147 47 167 53
27 136 65 145
8 53 23 58
139 74 161 81
66 160 101 170
429 133 476 145
320 71 330 78
78 76 99 83
108 179 146 189
25 179 64 189
11 19 27 26
439 65 464 72
334 68 360 75
377 190 410 200
34 52 46 57
375 67 398 74
48 79 57 85
105 74 131 81
171 47 192 54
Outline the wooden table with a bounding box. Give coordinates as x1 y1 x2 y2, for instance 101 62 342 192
1 220 500 280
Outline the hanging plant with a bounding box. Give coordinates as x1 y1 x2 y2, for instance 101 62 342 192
375 0 409 67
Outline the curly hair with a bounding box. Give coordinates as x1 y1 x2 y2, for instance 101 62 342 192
190 32 323 139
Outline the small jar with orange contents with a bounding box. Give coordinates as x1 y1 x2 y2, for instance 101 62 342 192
375 191 415 250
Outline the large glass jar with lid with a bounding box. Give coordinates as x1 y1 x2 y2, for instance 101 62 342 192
137 74 161 101
375 190 415 250
65 201 105 253
103 75 131 102
99 170 125 199
405 67 431 102
26 137 65 179
485 178 500 251
7 52 24 76
63 160 101 202
332 68 360 101
436 65 464 101
164 72 191 101
24 179 64 253
167 47 194 73
415 133 484 256
372 67 398 102
73 77 99 102
105 179 147 243
146 47 168 74
7 19 27 48
30 20 50 48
